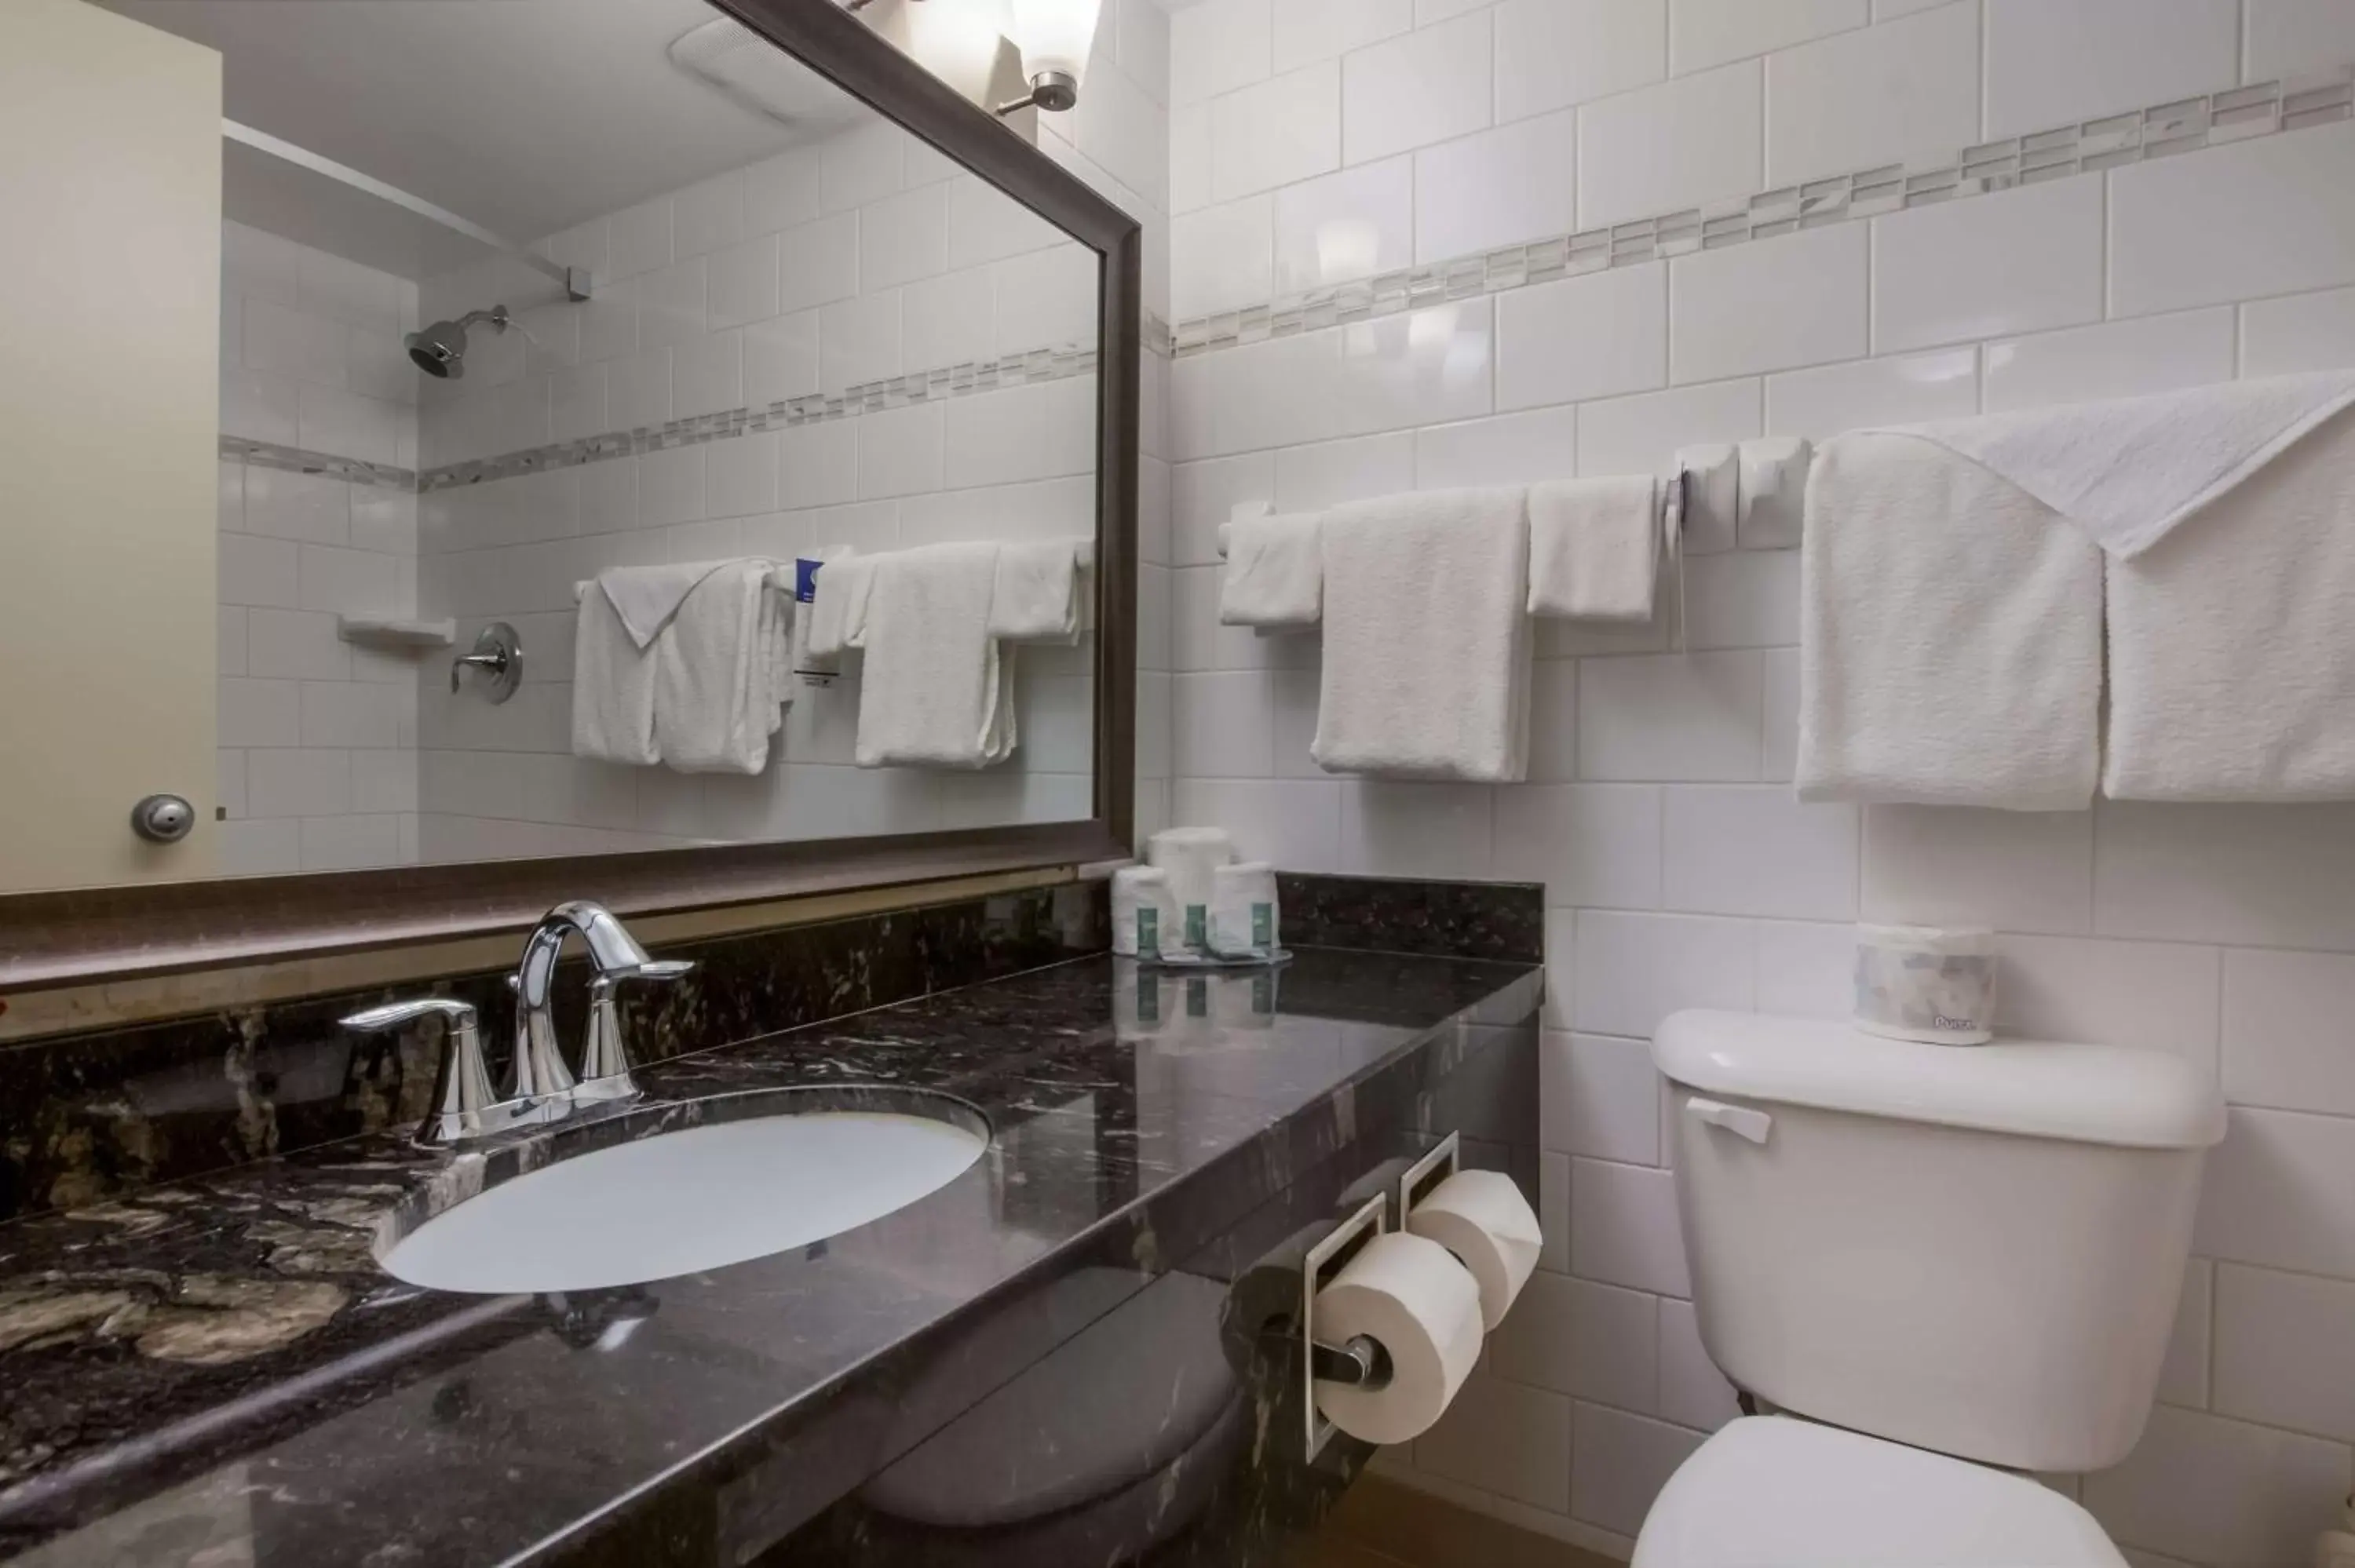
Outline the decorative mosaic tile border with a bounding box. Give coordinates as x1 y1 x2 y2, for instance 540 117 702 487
219 435 414 492
1170 66 2355 359
420 341 1101 493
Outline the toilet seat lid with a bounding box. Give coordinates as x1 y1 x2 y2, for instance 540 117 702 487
1632 1417 2127 1568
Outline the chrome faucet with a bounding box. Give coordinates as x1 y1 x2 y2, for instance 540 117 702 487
341 902 692 1147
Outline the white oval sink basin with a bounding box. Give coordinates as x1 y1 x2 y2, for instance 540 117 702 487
382 1105 988 1294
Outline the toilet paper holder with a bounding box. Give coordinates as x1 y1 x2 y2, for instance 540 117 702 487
1397 1131 1462 1225
1298 1190 1392 1460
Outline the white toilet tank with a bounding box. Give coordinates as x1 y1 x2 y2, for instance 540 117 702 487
1652 1010 2226 1475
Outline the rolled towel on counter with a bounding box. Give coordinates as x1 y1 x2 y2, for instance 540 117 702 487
1219 511 1324 629
1208 861 1280 957
1148 826 1232 951
1112 865 1181 958
1527 476 1659 621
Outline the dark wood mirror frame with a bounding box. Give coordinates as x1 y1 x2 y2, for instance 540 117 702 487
0 0 1140 994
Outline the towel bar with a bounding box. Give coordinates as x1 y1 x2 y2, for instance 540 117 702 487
1213 474 1691 558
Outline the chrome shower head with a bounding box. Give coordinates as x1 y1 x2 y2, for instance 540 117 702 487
404 305 512 380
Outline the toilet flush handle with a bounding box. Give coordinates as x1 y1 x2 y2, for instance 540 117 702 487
1686 1097 1773 1146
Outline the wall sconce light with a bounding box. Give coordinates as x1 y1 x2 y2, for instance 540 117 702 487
995 0 1101 114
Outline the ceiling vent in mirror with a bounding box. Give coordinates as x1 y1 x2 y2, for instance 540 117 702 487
668 16 867 131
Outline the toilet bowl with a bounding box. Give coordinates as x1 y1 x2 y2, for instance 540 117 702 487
1632 1417 2123 1567
1632 1010 2226 1565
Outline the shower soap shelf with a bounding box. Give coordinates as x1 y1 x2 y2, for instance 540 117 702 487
337 617 457 651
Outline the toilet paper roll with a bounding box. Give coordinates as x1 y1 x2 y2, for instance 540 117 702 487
1209 861 1280 957
1313 1232 1484 1446
1148 827 1232 950
1404 1171 1543 1331
1854 924 1999 1045
1112 866 1181 958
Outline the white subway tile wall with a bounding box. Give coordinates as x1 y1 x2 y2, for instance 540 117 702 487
217 224 422 875
1163 2 2355 1560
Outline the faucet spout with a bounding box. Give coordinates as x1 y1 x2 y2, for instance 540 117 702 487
510 901 652 1101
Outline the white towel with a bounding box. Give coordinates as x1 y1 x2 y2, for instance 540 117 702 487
1527 476 1658 621
854 542 1016 769
1881 371 2355 559
1738 436 1811 549
1797 432 2102 809
987 538 1088 643
1313 487 1532 783
1219 512 1324 629
571 585 660 766
654 562 786 775
805 553 874 659
599 560 735 648
2105 405 2355 800
1676 443 1740 553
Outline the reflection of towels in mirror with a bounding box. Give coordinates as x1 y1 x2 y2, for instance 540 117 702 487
988 538 1090 644
855 542 1017 769
570 560 793 772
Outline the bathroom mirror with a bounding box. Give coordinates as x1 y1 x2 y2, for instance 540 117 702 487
0 0 1137 986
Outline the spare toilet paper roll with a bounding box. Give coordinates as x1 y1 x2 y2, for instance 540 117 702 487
1209 861 1280 957
1112 866 1181 958
1404 1170 1543 1330
1148 826 1232 949
1313 1232 1484 1446
1854 924 1999 1045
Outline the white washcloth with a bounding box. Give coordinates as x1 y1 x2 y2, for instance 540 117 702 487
854 542 1015 769
655 562 786 775
1527 476 1658 621
599 560 735 648
1738 436 1811 549
2106 405 2355 800
1676 443 1740 554
571 584 660 766
987 538 1088 643
1798 432 2102 809
1313 487 1532 783
788 549 849 682
805 553 874 659
1219 512 1324 628
1881 370 2355 560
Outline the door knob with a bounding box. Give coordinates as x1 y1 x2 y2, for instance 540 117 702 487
130 793 195 844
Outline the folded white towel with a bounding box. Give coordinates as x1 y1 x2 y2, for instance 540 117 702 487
854 542 1016 769
1676 443 1740 553
1527 476 1658 621
655 562 785 775
1738 436 1811 549
1219 512 1324 628
1313 487 1532 783
599 560 736 649
1882 370 2355 559
2106 405 2355 800
1797 432 2102 809
805 553 874 659
571 584 661 766
988 538 1088 643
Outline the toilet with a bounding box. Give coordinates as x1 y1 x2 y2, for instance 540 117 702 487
1633 1010 2228 1567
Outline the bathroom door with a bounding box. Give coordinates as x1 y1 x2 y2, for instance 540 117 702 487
0 0 222 891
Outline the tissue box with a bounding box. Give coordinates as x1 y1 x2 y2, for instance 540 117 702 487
1854 925 1998 1045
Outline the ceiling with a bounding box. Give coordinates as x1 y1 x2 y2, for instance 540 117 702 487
99 0 874 271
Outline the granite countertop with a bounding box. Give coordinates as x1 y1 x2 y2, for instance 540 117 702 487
0 948 1540 1568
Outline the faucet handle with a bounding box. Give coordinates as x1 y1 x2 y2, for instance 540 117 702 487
341 998 500 1147
577 959 696 1103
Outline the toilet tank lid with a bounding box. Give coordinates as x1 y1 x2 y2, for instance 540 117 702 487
1652 1011 2225 1150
